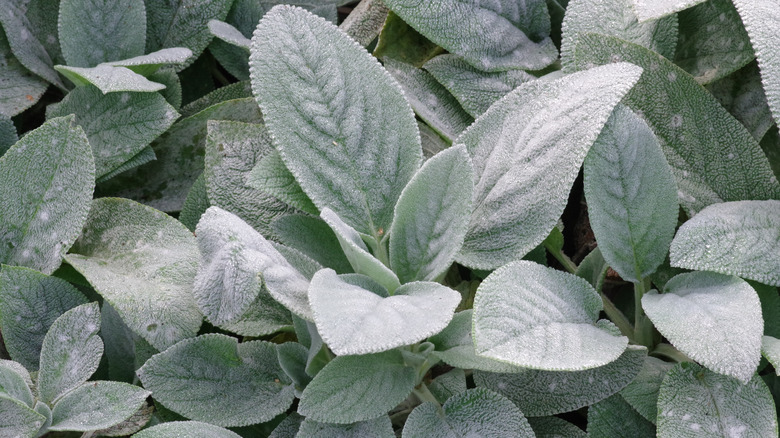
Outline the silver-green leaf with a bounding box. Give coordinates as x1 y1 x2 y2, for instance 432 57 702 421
132 421 242 438
0 394 45 438
0 361 34 407
630 0 708 21
246 150 318 216
54 64 167 94
0 29 48 117
587 393 656 437
296 416 395 438
49 381 151 431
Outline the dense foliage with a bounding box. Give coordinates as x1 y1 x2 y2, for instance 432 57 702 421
1 0 779 436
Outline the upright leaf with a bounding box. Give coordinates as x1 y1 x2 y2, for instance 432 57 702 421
583 105 678 282
37 303 103 404
137 335 294 427
58 0 146 67
642 272 763 383
657 362 777 437
455 62 642 269
0 29 48 116
382 0 558 71
0 266 88 370
669 200 780 286
0 116 94 274
250 5 422 237
473 260 629 370
389 145 473 283
571 34 780 215
631 0 708 21
64 198 202 351
272 215 352 274
49 381 151 431
298 351 416 424
246 151 318 216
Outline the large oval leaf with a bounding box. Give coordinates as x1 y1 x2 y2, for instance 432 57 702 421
64 198 202 351
250 5 421 237
583 104 678 282
455 62 642 269
137 334 294 427
49 381 151 431
642 272 763 383
0 116 94 274
669 200 780 286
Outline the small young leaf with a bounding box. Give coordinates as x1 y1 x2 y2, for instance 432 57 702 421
474 345 646 416
149 67 182 109
669 200 780 286
208 20 250 50
0 361 34 407
48 86 178 179
296 416 395 438
473 260 629 370
0 393 45 438
308 269 461 356
403 388 534 438
762 336 780 374
250 5 422 237
382 0 558 71
619 356 675 424
0 266 88 371
137 334 294 427
642 272 763 383
133 421 241 438
194 206 313 321
0 116 95 275
587 393 656 437
246 151 319 216
298 351 416 424
48 381 151 431
0 30 48 117
58 0 146 67
272 215 352 274
455 62 642 269
390 144 473 283
428 368 467 403
630 0 708 21
277 342 311 390
132 421 242 438
54 64 167 93
106 48 194 76
64 198 202 351
373 10 442 68
583 105 678 283
37 303 103 405
657 362 777 437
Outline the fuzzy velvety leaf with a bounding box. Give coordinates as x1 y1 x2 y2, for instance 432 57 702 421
298 351 415 424
669 200 780 286
527 417 588 438
383 0 557 71
178 173 210 232
0 266 88 371
584 105 678 282
107 48 194 76
0 361 33 407
731 0 780 127
619 356 674 424
571 34 780 215
272 215 352 274
195 206 312 321
473 260 629 370
423 54 535 118
0 115 16 156
0 116 94 275
389 144 473 283
0 394 45 438
308 269 460 356
54 64 167 93
132 421 242 438
643 272 763 383
250 5 421 237
475 345 646 416
204 121 295 239
631 0 708 21
37 303 102 404
428 368 467 403
587 393 656 437
49 381 150 431
64 198 202 351
208 20 250 50
657 362 776 437
0 29 48 117
707 62 774 141
455 63 642 269
48 86 178 179
58 0 146 67
296 416 394 438
246 150 318 216
674 0 753 84
373 10 442 68
561 0 678 67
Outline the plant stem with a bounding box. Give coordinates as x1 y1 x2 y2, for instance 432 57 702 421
633 279 654 348
600 292 634 338
545 241 578 273
412 383 441 408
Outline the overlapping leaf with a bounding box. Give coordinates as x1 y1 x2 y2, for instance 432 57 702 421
49 381 150 431
631 0 708 21
0 29 48 117
132 421 242 438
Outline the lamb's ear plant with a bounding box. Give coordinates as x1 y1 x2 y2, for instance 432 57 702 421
1 0 780 437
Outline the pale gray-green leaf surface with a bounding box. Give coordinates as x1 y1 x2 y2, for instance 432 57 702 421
37 303 103 405
54 64 167 94
48 86 178 179
642 272 763 383
58 0 146 67
0 394 45 438
132 421 242 438
570 34 780 215
669 200 780 286
473 260 629 370
383 0 558 71
272 215 352 274
707 62 774 141
64 198 202 351
631 0 708 21
583 105 678 282
308 269 460 355
619 356 675 424
0 116 94 275
296 416 395 438
0 115 17 155
208 20 250 50
389 144 473 283
0 266 88 370
0 29 48 117
246 150 318 216
49 381 151 431
475 345 646 416
298 351 416 424
250 5 421 237
402 388 535 438
138 334 294 427
657 362 777 437
0 361 33 407
762 336 780 375
455 62 642 269
587 393 656 437
106 48 194 76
